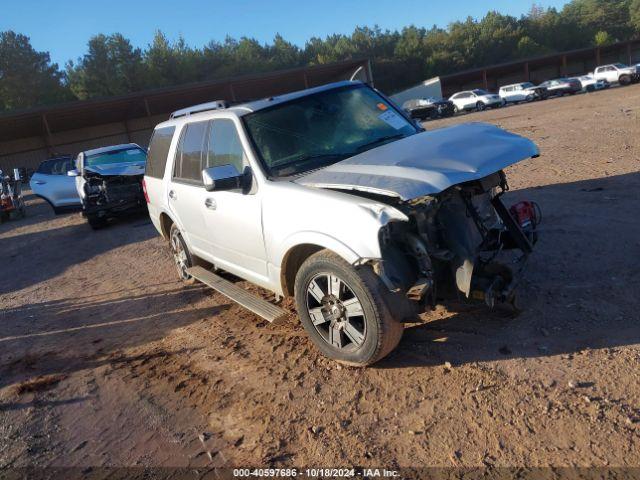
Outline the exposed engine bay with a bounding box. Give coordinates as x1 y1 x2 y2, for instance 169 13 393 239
376 170 540 311
82 170 146 214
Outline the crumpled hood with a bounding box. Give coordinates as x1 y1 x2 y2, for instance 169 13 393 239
295 122 539 201
84 161 146 177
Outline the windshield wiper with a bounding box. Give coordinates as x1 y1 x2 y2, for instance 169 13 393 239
354 133 407 153
271 152 351 175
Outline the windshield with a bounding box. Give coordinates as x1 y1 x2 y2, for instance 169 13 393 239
85 147 147 167
243 84 417 177
614 63 627 68
472 89 489 95
522 82 535 88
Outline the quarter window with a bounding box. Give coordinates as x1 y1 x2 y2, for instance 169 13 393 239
206 119 246 173
146 126 175 179
174 121 208 182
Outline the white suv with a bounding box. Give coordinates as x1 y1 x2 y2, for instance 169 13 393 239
499 82 546 103
449 89 505 112
593 64 639 85
144 81 540 366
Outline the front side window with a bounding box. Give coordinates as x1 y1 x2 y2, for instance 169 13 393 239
243 84 417 177
174 121 208 182
206 119 246 174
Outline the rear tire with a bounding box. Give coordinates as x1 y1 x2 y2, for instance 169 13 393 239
294 250 404 366
170 224 196 285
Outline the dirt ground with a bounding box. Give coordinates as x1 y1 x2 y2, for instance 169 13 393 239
1 84 639 473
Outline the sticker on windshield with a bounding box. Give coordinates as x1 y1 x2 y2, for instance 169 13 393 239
378 110 406 130
376 102 388 111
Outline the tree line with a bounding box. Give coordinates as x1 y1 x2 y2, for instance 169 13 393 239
1 0 640 113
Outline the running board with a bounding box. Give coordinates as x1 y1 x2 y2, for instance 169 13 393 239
186 266 288 325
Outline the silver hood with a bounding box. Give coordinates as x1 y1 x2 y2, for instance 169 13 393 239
84 161 146 177
295 122 539 201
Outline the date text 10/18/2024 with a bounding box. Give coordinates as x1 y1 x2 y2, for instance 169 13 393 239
232 468 400 477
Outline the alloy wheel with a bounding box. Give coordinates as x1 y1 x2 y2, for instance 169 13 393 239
170 229 191 281
306 273 366 351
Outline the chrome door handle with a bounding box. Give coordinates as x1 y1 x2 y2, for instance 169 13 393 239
204 198 216 210
168 190 177 200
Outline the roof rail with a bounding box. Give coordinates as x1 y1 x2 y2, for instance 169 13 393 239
170 100 228 119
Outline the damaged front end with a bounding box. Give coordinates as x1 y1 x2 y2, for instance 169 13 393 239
82 169 146 217
378 171 540 311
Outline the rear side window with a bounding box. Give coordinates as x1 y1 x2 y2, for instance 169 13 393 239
174 121 208 183
206 119 246 173
36 157 75 175
146 126 175 179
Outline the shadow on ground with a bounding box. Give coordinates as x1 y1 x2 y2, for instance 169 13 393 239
0 195 155 295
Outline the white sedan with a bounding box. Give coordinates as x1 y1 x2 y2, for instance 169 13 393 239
449 89 505 113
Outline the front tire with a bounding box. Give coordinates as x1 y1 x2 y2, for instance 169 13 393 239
476 101 486 112
87 214 107 230
619 75 631 86
170 224 196 284
294 250 404 366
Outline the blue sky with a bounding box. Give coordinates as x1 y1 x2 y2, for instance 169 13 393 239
3 0 570 66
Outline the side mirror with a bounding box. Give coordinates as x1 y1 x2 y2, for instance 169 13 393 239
67 169 80 177
202 164 243 192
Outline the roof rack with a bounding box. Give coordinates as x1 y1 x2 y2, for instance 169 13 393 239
170 100 228 119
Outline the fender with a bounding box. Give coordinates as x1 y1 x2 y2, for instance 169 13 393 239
275 230 364 267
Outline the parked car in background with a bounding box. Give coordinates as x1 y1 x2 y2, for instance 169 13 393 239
144 81 541 366
69 144 147 229
30 155 81 214
449 89 504 112
593 64 640 85
575 75 609 92
499 82 548 103
538 78 582 96
402 97 455 120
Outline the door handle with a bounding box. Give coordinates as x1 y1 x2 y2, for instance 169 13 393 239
168 190 177 200
34 181 46 185
204 198 216 210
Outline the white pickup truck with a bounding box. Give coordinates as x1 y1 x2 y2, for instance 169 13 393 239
143 81 541 366
593 63 640 85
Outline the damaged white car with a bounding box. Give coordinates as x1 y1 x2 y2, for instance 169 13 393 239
70 144 148 229
144 81 541 366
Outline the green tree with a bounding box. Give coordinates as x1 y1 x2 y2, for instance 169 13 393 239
594 30 614 45
4 0 640 109
563 0 632 41
66 33 146 99
145 31 203 88
269 34 301 68
630 0 640 32
0 31 71 111
516 36 549 57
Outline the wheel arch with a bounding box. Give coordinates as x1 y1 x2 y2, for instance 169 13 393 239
279 235 363 297
159 211 175 240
